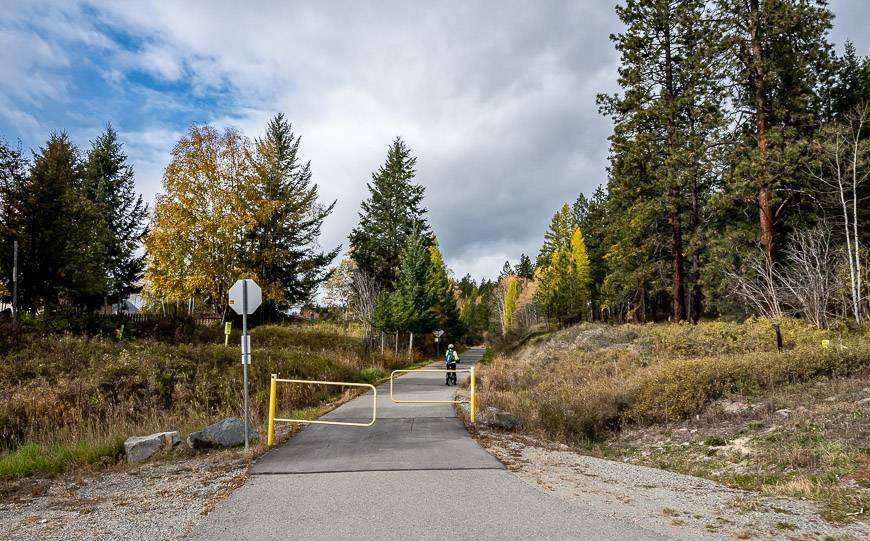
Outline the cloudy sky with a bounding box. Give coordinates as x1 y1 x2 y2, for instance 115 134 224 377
1 1 868 281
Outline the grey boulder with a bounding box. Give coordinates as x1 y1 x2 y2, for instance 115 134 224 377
188 418 258 449
124 431 181 463
484 407 521 430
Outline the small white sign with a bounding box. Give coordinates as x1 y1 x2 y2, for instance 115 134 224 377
433 329 445 338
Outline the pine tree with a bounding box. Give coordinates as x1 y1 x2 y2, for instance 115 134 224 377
574 186 608 319
246 114 339 314
83 124 148 305
536 205 593 326
349 138 429 289
538 203 573 268
499 260 513 279
831 42 870 118
716 0 834 261
514 253 535 279
14 133 109 310
387 229 434 333
598 0 724 322
0 138 27 302
427 237 463 340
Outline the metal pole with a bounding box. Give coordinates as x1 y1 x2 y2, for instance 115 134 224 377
12 240 17 338
470 366 476 423
267 373 277 446
242 280 249 450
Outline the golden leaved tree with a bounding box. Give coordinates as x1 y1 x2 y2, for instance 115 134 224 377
144 125 255 311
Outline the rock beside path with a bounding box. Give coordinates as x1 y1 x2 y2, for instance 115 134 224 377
484 407 521 430
188 418 258 449
124 432 180 463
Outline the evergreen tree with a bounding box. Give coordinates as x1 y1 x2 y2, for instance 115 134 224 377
574 186 608 319
386 229 433 333
0 138 27 302
515 253 535 279
536 204 592 326
499 260 513 279
426 237 464 340
831 41 870 119
715 0 835 261
246 114 339 314
457 273 477 297
349 138 429 289
537 203 573 268
599 0 724 322
14 133 109 310
83 124 148 305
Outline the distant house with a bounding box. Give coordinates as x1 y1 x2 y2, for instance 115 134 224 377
300 308 321 321
112 300 140 315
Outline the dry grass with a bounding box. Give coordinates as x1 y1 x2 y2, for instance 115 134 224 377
477 319 869 442
476 319 870 522
0 322 413 480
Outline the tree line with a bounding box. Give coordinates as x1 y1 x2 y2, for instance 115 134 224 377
0 114 341 325
494 0 869 336
1 115 471 348
0 127 147 314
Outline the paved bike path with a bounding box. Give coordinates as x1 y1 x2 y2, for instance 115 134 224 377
192 348 669 540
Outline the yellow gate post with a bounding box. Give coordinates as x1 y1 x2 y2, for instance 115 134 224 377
390 367 477 423
470 366 476 423
267 373 277 446
267 377 377 447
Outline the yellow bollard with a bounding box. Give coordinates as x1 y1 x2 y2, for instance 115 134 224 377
267 373 277 446
470 366 476 423
821 339 830 349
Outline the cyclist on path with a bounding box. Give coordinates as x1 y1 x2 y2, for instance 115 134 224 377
445 344 460 385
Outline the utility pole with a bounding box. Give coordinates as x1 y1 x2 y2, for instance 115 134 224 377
12 240 18 338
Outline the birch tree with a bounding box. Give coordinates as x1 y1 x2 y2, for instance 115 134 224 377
810 106 868 323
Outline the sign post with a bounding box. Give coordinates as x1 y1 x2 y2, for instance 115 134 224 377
229 279 262 450
433 329 444 358
11 240 17 339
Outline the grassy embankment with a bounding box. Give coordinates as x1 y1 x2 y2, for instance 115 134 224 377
476 319 870 522
0 322 421 481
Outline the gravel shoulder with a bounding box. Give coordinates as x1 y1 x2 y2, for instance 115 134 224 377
471 424 870 541
0 450 250 541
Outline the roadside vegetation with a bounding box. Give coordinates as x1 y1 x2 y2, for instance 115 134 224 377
476 319 870 522
0 322 418 481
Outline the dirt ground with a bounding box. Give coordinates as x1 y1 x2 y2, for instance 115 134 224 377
472 425 870 541
0 450 249 541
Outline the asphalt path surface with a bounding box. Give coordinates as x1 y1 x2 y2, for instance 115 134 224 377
192 348 669 540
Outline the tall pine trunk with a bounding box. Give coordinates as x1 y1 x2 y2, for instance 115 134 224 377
750 0 775 262
665 18 686 323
